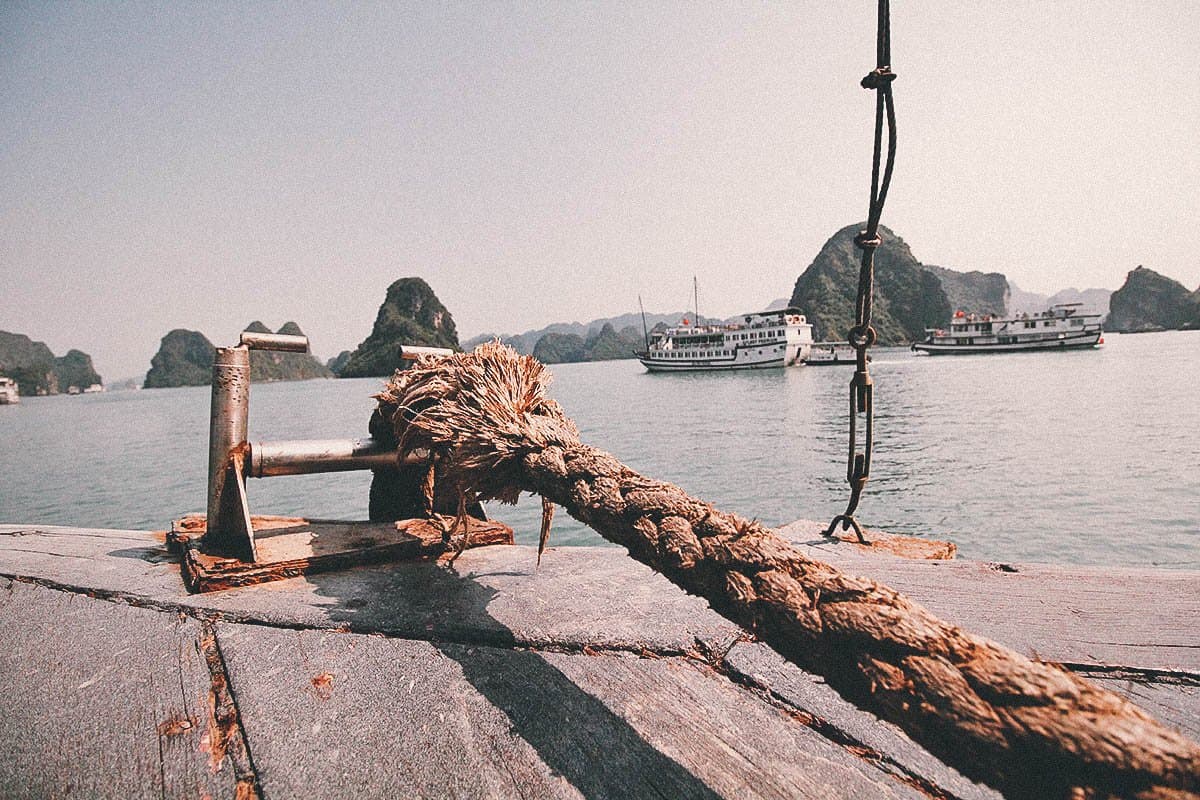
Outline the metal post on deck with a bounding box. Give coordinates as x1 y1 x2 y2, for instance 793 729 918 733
179 334 513 593
203 331 308 562
201 332 451 564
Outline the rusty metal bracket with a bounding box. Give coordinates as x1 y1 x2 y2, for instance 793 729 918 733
188 331 476 591
169 514 512 593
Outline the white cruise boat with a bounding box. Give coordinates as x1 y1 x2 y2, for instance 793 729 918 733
913 303 1103 355
0 376 19 405
636 308 814 371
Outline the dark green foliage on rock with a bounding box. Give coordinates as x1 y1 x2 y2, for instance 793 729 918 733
788 224 951 343
248 322 332 382
0 333 101 395
339 278 460 378
463 312 709 358
532 332 587 364
1107 266 1200 332
326 350 352 376
584 323 641 361
144 329 216 388
53 350 102 392
529 324 643 364
924 265 1009 316
463 332 533 355
0 331 59 395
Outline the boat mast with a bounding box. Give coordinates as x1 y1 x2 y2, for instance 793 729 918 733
693 276 699 329
638 295 649 349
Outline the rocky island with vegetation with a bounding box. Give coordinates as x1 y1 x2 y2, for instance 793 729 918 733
1107 265 1200 333
462 223 1112 361
143 329 215 388
0 331 102 396
788 224 951 343
143 323 332 388
244 321 332 382
337 277 460 378
530 323 645 364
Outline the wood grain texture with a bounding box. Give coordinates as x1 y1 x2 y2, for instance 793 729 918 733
4 521 1199 799
780 520 1200 674
0 579 240 799
188 543 745 657
0 523 183 596
216 622 932 800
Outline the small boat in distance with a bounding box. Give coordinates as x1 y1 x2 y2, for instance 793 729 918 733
0 376 20 405
803 342 859 366
636 308 815 371
913 303 1103 355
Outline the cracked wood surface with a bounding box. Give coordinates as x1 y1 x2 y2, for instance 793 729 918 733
216 623 931 800
779 520 1200 675
0 580 242 799
1 523 1198 799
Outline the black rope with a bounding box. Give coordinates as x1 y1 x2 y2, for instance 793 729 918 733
824 0 897 543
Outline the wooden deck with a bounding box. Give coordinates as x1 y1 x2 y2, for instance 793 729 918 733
1 520 1196 799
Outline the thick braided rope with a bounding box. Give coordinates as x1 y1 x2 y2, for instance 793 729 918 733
376 343 1200 799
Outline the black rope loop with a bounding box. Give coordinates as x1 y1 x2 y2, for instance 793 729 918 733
847 325 877 349
854 231 882 250
860 67 896 90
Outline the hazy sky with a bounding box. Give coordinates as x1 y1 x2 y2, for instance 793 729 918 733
3 2 1198 379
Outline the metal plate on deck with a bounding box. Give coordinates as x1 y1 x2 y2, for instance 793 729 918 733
170 514 513 593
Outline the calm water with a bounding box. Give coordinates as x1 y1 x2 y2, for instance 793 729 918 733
2 331 1198 568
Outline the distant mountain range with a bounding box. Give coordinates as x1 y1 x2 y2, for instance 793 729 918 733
1008 284 1112 318
462 310 727 357
461 226 1124 357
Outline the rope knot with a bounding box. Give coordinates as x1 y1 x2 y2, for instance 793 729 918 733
860 67 896 90
854 231 882 250
847 325 877 349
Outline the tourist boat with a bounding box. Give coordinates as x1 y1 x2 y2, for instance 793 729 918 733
912 304 1103 355
803 342 858 365
636 308 814 371
0 376 19 405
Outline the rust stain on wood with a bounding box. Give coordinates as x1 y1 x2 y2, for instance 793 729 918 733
156 714 196 737
830 530 957 560
309 672 334 701
176 515 513 593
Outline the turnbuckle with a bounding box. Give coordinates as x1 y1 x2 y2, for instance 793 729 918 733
824 368 873 543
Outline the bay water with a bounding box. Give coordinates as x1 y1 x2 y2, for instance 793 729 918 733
2 330 1197 568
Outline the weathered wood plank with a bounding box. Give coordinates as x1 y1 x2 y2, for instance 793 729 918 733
5 522 1197 675
0 525 744 656
3 523 1198 797
216 622 932 800
780 520 1200 673
0 524 184 596
0 579 241 799
724 641 1000 800
189 544 746 656
1084 674 1200 740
